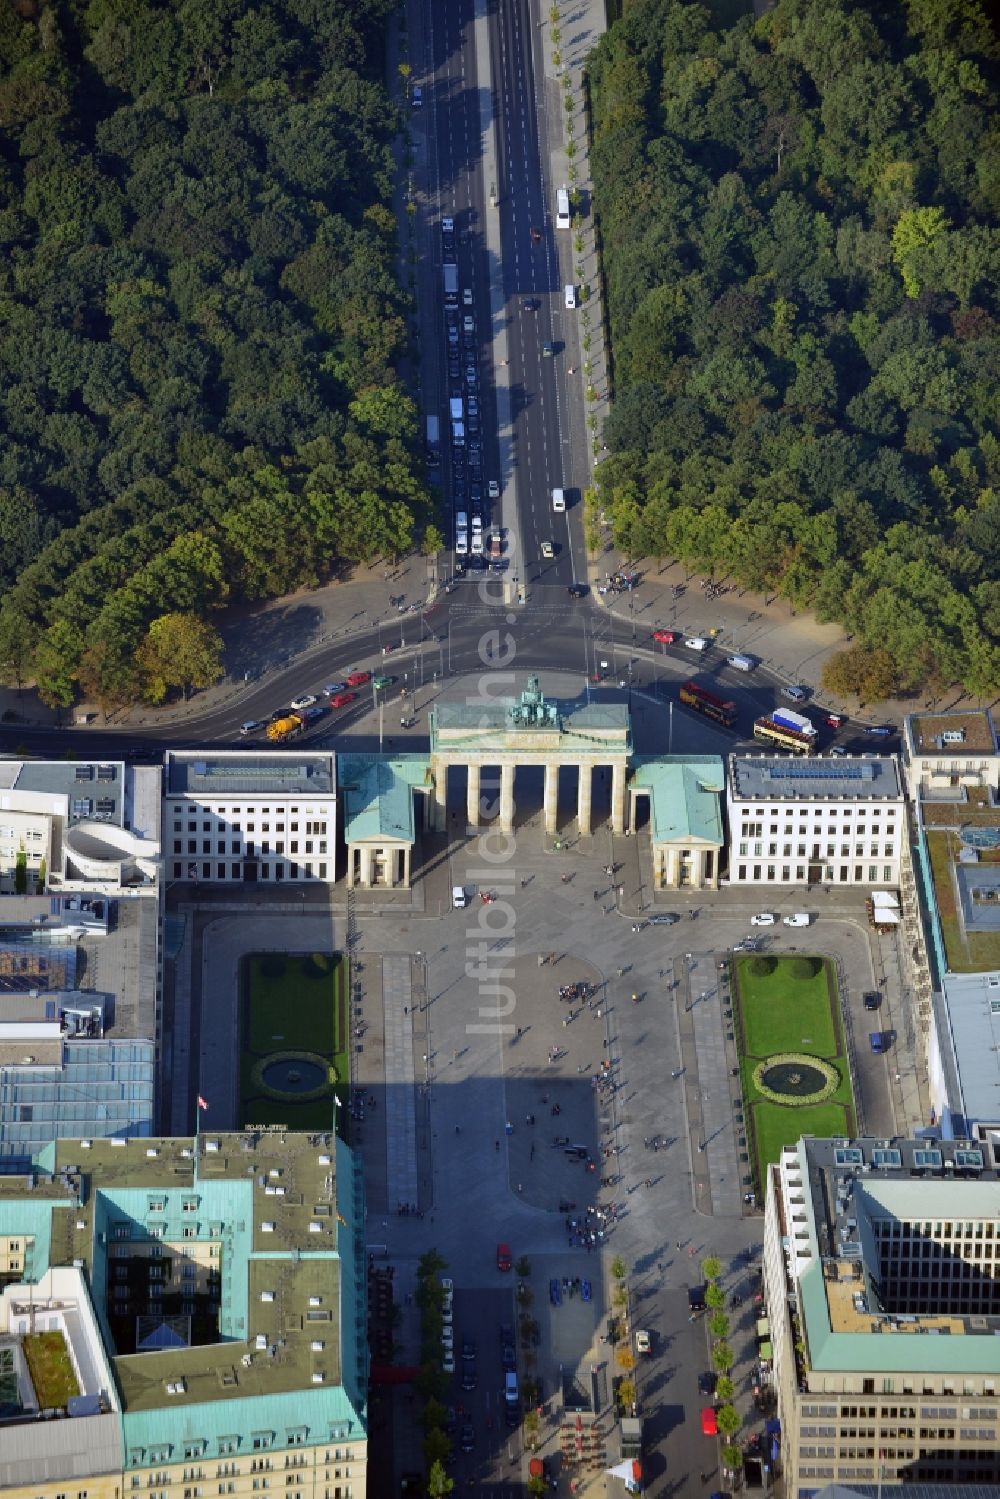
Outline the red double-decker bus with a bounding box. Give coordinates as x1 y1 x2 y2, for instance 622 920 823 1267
678 681 737 728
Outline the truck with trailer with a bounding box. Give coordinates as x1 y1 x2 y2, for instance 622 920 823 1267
753 716 815 755
771 706 816 737
266 713 304 743
425 415 440 464
443 264 459 305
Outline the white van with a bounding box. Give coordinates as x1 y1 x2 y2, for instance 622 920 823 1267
452 886 468 908
564 284 577 309
684 637 709 652
727 654 755 672
552 488 566 512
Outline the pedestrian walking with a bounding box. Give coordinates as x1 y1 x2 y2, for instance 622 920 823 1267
602 1039 608 1049
495 1140 500 1151
644 1178 652 1189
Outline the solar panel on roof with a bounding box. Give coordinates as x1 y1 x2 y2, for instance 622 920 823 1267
763 761 877 781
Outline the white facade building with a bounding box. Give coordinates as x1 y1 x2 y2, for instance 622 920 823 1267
726 754 904 887
163 751 337 884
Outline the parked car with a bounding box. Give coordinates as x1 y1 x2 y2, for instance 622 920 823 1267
442 1349 455 1374
460 1422 475 1453
751 913 776 926
698 1371 717 1397
496 1242 512 1272
701 1407 718 1437
290 694 317 710
635 1330 651 1354
488 479 500 500
452 886 468 908
783 912 810 927
411 85 422 106
866 724 894 737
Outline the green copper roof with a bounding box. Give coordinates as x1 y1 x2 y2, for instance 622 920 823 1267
630 757 725 845
339 754 430 844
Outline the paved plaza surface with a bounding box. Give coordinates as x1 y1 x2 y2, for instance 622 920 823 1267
161 737 929 1495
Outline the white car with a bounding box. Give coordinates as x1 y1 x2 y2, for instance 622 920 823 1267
782 685 807 702
411 85 423 107
783 912 811 927
751 913 776 927
442 1349 455 1374
290 694 317 711
441 1301 453 1326
441 1326 454 1349
635 1330 651 1354
441 1277 454 1308
239 720 266 737
463 288 473 306
684 637 709 652
488 479 500 500
452 886 468 909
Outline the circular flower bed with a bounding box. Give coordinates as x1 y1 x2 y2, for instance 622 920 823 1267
752 1052 839 1106
250 1050 333 1103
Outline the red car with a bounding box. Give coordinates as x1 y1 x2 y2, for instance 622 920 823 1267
496 1242 512 1272
701 1407 718 1437
329 691 356 709
346 671 371 687
653 629 680 645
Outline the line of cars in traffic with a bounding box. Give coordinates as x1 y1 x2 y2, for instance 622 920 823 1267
238 671 398 739
441 217 504 570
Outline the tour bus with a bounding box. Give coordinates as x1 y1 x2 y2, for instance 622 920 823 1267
753 716 815 755
556 187 570 229
678 681 737 729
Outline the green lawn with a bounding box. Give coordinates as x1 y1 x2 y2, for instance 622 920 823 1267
240 954 347 1132
733 954 856 1193
738 957 838 1057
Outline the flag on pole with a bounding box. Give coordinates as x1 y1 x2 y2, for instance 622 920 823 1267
197 1095 209 1111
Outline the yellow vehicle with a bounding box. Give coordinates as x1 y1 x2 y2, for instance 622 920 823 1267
266 713 304 742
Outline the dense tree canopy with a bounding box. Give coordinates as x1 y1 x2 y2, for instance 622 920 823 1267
0 0 429 705
589 0 1000 694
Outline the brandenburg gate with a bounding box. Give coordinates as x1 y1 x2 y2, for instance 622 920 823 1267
428 676 632 834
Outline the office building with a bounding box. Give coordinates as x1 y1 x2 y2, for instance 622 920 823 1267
0 1130 367 1498
0 760 160 1160
726 756 904 887
764 1134 1000 1496
163 753 337 884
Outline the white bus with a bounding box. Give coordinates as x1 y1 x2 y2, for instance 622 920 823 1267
556 187 570 229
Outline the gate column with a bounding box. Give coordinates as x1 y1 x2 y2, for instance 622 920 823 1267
543 763 559 835
577 765 593 836
499 762 515 832
467 763 481 828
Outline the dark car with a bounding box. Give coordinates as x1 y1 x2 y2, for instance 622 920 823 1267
866 724 894 737
460 1422 475 1453
444 1406 457 1437
522 297 539 310
863 990 881 1010
460 1361 477 1392
301 705 327 722
698 1371 717 1396
461 1334 476 1358
502 1339 516 1372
